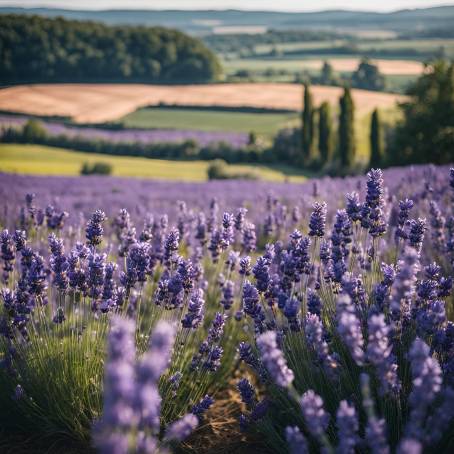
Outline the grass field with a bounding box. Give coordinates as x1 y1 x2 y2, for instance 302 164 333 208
0 144 306 182
0 83 405 123
247 38 454 60
119 108 298 137
225 58 423 75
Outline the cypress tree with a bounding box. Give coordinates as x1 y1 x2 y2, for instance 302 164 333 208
302 83 313 163
338 86 356 170
318 102 332 165
369 109 384 168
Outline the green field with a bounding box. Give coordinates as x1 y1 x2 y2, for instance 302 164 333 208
0 144 306 182
233 38 454 60
118 107 298 137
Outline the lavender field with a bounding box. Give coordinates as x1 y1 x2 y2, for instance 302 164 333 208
0 164 453 453
0 114 249 148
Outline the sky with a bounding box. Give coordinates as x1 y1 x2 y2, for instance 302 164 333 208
0 0 450 12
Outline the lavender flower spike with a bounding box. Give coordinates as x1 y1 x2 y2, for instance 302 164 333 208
257 330 294 388
96 316 137 434
366 314 401 395
300 390 330 438
309 202 327 237
164 413 198 442
336 400 359 454
139 321 176 382
286 426 309 454
405 337 442 439
336 293 365 366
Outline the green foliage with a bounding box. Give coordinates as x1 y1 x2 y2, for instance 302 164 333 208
207 159 229 179
369 109 384 168
301 84 314 164
312 61 341 87
80 162 113 175
318 102 333 165
207 159 258 180
391 60 454 165
338 86 356 170
351 58 386 91
0 255 244 448
22 119 47 142
203 29 345 54
0 14 221 84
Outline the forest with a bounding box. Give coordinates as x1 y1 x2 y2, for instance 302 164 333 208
0 14 222 84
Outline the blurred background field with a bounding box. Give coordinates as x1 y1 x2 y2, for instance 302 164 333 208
0 4 452 180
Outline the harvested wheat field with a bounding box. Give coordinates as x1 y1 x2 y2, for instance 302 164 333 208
0 83 406 123
301 58 424 75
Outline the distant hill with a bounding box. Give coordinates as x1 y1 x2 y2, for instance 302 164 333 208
1 6 454 34
0 15 221 85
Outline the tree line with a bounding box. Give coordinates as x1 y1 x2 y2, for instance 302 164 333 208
0 14 221 84
272 84 359 174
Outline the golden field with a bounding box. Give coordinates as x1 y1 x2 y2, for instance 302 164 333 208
0 83 406 124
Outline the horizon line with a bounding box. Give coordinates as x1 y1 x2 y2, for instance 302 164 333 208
0 3 453 14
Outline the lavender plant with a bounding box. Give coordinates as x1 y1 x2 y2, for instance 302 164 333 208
0 165 453 453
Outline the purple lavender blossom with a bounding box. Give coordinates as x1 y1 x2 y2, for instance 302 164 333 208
336 400 359 454
336 294 365 366
220 280 235 310
191 395 214 418
257 330 294 388
397 438 422 454
406 338 442 439
239 256 252 276
253 256 270 293
286 426 309 454
300 390 329 438
237 378 256 407
242 222 257 253
98 316 137 429
390 247 420 322
86 210 107 247
182 289 205 329
366 314 401 395
363 169 387 237
408 218 426 253
164 413 198 442
309 202 327 237
305 313 339 380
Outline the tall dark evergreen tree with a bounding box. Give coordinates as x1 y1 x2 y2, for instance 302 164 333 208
369 109 384 168
302 83 314 163
338 86 356 170
318 102 332 165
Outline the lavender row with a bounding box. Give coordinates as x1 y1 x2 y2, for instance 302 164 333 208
0 114 249 147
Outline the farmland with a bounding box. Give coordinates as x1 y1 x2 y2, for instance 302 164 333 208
224 57 424 76
0 144 306 182
0 83 405 124
119 107 298 137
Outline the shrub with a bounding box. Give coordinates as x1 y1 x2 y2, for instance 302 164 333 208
80 162 113 175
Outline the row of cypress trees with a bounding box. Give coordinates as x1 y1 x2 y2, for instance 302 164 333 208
300 83 384 172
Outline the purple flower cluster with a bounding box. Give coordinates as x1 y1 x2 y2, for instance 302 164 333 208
95 317 199 451
0 164 454 453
